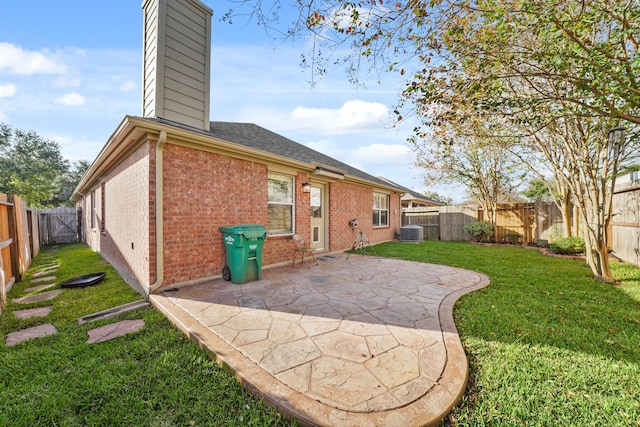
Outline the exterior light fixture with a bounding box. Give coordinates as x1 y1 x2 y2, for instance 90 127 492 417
301 182 311 193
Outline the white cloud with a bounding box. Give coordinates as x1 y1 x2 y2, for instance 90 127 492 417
306 139 414 180
237 100 393 136
289 100 389 134
0 83 17 97
51 135 74 146
0 42 67 75
55 92 85 106
0 111 8 122
54 76 81 88
351 143 412 166
119 80 136 92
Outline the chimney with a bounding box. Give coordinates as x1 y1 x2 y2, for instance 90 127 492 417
142 0 212 131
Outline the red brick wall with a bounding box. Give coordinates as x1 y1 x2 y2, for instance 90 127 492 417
82 137 401 291
161 143 268 285
81 141 152 291
328 181 400 251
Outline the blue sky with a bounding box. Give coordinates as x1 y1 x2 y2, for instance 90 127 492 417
0 0 456 199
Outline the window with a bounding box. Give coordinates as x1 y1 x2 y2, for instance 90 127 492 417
90 191 96 229
268 172 294 234
631 171 639 182
373 192 389 227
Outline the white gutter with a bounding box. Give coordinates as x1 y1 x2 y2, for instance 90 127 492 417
149 130 167 293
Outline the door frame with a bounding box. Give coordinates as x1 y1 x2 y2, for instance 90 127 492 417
309 182 328 251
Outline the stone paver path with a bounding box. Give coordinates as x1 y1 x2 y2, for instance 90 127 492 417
6 250 148 348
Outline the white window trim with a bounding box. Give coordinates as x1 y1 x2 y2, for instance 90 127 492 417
90 190 97 230
373 192 389 228
267 172 296 236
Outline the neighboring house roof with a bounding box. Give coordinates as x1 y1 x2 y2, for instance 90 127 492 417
377 177 443 205
73 116 403 200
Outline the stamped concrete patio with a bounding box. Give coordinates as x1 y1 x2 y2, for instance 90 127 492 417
150 253 489 426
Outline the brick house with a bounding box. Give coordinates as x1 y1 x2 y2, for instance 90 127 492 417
72 0 403 295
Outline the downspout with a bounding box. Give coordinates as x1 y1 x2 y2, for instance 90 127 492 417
149 130 167 293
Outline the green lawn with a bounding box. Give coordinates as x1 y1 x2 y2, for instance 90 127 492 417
0 244 294 427
2 242 639 426
374 241 640 426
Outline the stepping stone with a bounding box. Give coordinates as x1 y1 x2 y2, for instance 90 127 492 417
13 306 53 319
6 324 58 346
33 266 60 277
29 276 57 284
24 283 57 293
14 289 63 304
87 319 145 344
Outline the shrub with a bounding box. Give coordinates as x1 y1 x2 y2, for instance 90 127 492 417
549 237 586 255
464 221 494 242
505 232 522 244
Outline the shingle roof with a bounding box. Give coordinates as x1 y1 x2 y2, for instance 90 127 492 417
377 176 442 205
144 117 400 190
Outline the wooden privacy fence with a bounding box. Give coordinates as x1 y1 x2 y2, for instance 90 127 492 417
402 196 640 267
403 207 441 240
612 175 640 267
478 203 536 243
0 193 41 314
40 207 80 244
402 205 479 241
402 202 566 244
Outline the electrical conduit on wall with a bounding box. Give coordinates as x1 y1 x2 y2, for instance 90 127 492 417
149 130 167 293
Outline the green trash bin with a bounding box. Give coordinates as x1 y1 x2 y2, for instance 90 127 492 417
219 224 267 284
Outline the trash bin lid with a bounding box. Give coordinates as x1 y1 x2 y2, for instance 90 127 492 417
219 224 267 238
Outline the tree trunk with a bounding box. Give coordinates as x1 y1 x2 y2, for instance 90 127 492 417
577 195 614 283
584 229 613 282
562 189 572 238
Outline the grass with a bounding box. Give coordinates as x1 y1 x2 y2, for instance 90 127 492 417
2 242 639 426
0 243 295 426
374 241 640 426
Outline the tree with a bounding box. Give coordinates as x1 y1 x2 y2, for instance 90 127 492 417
522 179 551 202
414 124 526 236
53 160 91 207
221 0 640 281
404 1 640 280
223 1 639 123
422 190 453 205
0 123 69 208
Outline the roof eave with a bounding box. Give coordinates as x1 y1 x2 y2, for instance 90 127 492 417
71 116 405 201
71 116 152 201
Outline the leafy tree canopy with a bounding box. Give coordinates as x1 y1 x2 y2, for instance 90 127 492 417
0 123 87 208
522 179 552 202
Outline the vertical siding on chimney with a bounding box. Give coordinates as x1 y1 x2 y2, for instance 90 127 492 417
142 0 212 131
